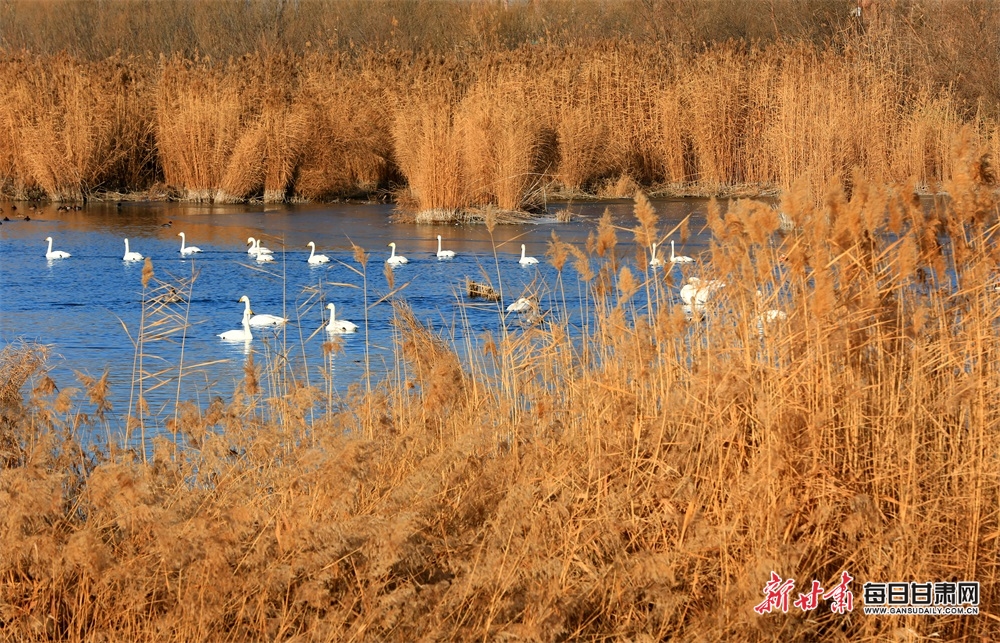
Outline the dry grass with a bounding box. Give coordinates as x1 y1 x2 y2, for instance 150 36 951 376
2 143 1000 640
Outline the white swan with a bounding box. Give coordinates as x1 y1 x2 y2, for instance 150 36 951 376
44 236 71 259
679 277 724 308
506 296 536 314
436 235 456 259
219 301 253 342
386 242 408 265
669 240 694 264
255 248 274 263
519 244 538 265
325 303 358 334
178 232 202 255
247 236 272 256
240 295 287 328
307 241 330 264
122 238 143 262
649 242 663 267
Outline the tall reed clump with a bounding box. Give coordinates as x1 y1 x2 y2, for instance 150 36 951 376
0 53 155 200
2 145 999 640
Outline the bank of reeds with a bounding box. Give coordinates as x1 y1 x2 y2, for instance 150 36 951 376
0 2 999 210
2 143 999 640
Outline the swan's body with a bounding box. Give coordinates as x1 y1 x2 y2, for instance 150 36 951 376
506 297 536 314
247 237 272 256
649 242 663 267
436 235 456 259
519 244 538 265
122 238 143 262
240 295 287 328
255 250 274 263
669 240 694 264
44 237 70 259
307 241 330 264
325 303 358 334
679 277 724 308
386 242 408 265
178 232 201 255
219 302 253 342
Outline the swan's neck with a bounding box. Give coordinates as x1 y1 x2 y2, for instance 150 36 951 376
179 235 185 251
437 237 442 252
670 241 675 259
308 244 315 259
47 238 53 253
243 298 251 315
329 305 336 322
520 246 526 260
390 245 396 259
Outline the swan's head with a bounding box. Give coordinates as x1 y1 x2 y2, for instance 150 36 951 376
45 236 52 242
177 232 185 238
308 241 315 248
247 237 255 245
521 244 526 251
388 242 396 249
326 303 335 310
239 295 250 304
437 235 442 241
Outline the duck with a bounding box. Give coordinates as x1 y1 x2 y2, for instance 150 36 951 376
240 295 287 328
325 303 358 334
669 240 694 264
122 238 143 262
178 232 202 255
219 302 253 342
307 241 330 264
436 235 456 259
518 244 538 265
386 242 408 265
160 220 173 228
44 237 71 259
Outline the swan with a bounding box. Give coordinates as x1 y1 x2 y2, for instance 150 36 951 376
669 240 694 264
219 302 253 342
436 235 456 259
649 242 663 267
307 241 330 264
247 237 273 256
122 238 143 262
519 244 538 265
44 237 71 259
386 242 408 265
506 296 536 314
680 277 724 308
178 232 202 255
255 249 274 263
325 303 358 334
240 295 287 328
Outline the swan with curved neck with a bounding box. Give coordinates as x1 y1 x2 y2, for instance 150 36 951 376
219 301 253 342
178 232 201 255
123 238 143 262
247 236 272 256
307 241 330 264
436 235 456 259
386 242 408 265
325 303 358 334
669 240 694 264
44 237 71 259
254 240 274 263
519 244 538 265
241 295 287 328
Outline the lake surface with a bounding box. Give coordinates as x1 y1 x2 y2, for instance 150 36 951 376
0 198 713 440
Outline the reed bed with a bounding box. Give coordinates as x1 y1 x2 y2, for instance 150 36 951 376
0 25 997 208
2 144 999 640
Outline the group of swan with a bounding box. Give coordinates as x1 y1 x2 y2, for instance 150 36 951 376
650 240 693 267
218 296 355 343
385 239 536 265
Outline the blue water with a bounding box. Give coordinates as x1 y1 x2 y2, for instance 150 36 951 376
0 198 711 438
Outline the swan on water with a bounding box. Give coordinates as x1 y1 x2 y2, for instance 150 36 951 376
255 247 274 263
649 242 663 267
506 296 536 314
436 235 456 259
519 244 538 265
122 238 143 262
669 240 694 264
386 242 408 265
219 301 253 342
325 303 358 334
247 236 273 256
680 277 724 309
178 232 202 255
241 295 287 328
44 237 71 259
307 241 330 264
